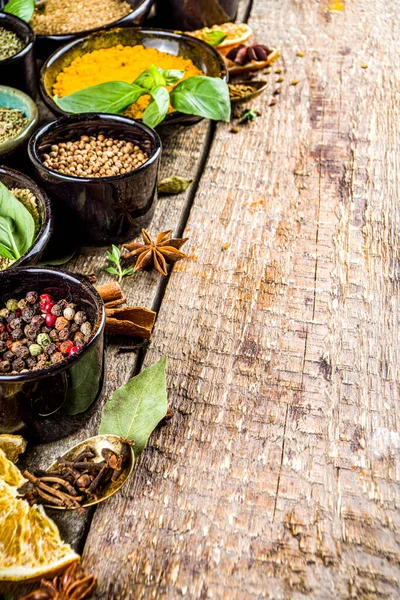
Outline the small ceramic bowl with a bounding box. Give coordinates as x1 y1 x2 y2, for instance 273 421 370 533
32 0 156 60
0 85 39 158
0 12 37 97
39 26 228 126
0 166 53 269
28 113 161 245
0 267 106 443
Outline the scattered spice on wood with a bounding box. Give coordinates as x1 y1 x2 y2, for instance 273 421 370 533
20 560 96 600
230 126 240 134
158 176 193 195
41 134 148 179
276 77 284 83
124 229 189 276
297 51 304 57
269 100 277 106
290 80 299 86
0 27 24 61
361 63 368 68
23 442 132 509
275 68 282 74
0 106 28 144
239 108 260 123
30 0 132 35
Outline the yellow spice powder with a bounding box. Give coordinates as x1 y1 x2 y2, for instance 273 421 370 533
53 45 203 119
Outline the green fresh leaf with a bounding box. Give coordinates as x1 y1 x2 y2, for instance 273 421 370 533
4 0 35 22
99 357 168 455
122 266 135 277
111 244 121 261
0 182 35 261
158 176 193 195
39 247 77 266
170 76 231 122
66 344 103 415
54 82 145 115
164 69 185 85
203 30 227 46
134 65 166 90
104 266 119 276
142 87 170 128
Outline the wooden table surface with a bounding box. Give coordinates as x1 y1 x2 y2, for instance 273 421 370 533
4 0 400 598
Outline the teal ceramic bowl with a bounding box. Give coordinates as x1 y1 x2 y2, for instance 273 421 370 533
0 85 39 158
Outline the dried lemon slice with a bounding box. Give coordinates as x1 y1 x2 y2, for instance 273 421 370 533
0 478 79 581
0 448 26 487
187 22 253 55
0 434 27 463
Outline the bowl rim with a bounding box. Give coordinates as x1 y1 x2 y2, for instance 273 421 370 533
0 266 106 383
28 112 162 183
34 0 155 41
0 11 35 65
39 26 229 120
0 85 39 153
0 165 53 269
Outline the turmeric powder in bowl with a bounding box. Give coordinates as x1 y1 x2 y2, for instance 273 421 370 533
53 45 203 119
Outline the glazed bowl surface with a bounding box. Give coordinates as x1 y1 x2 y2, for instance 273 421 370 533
28 113 161 245
40 26 228 126
0 267 106 443
0 166 53 269
32 0 156 60
0 12 37 97
0 86 39 158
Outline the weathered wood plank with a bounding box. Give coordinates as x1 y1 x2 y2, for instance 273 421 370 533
82 0 400 598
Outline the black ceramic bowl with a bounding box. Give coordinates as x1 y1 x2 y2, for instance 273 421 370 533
32 0 156 60
155 0 239 30
28 113 161 244
39 26 228 126
0 166 53 269
0 12 37 97
0 267 106 443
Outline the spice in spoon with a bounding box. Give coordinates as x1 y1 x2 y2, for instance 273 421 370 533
0 27 24 61
23 442 132 509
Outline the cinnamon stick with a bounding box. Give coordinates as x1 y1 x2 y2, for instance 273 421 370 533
105 307 156 339
104 297 127 309
95 281 123 304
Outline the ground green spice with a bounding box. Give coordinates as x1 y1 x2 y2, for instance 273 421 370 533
0 188 40 271
30 0 132 35
0 107 28 144
0 27 24 61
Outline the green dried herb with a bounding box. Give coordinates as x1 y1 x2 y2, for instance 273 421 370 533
239 108 260 123
0 27 24 61
158 176 193 195
0 106 28 142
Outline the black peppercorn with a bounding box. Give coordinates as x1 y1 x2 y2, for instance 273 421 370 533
3 351 14 361
31 315 44 329
11 328 23 340
22 307 35 323
26 291 38 304
58 327 71 341
0 360 11 373
12 358 25 372
45 343 57 356
51 304 62 316
15 345 30 359
10 317 22 330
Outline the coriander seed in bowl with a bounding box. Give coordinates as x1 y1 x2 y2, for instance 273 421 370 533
29 113 161 245
41 133 149 178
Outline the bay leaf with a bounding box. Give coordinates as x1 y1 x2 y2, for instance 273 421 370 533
99 357 168 456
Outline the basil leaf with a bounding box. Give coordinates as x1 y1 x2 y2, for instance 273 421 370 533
203 30 227 46
4 0 35 22
0 182 35 260
164 69 185 85
142 86 170 128
99 357 168 456
134 65 166 90
170 76 231 122
54 82 145 115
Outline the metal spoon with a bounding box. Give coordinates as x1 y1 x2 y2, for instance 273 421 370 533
44 434 135 510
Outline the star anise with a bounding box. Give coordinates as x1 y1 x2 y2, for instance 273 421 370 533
123 229 188 276
21 563 96 600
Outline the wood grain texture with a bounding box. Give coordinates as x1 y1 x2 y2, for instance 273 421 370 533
82 1 400 598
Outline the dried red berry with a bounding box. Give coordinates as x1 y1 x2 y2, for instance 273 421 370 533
58 340 74 354
40 294 53 303
45 313 57 327
69 345 80 356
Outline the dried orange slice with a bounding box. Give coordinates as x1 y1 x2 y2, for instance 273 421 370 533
187 22 253 55
0 478 79 582
0 434 27 463
0 448 26 487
